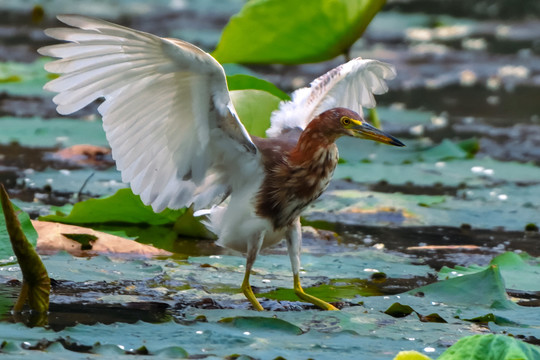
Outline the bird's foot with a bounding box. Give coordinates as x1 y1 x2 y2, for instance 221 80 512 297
293 274 338 311
295 289 339 311
241 281 264 311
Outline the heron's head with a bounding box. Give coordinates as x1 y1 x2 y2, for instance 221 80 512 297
320 107 405 147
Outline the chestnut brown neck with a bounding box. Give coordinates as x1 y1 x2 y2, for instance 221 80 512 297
289 116 340 165
253 118 341 229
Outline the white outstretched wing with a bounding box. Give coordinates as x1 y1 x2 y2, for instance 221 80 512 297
39 15 258 212
267 58 396 137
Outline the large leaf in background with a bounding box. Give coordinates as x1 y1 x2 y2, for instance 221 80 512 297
39 188 212 242
227 74 287 137
439 252 540 292
230 89 281 137
40 188 183 226
438 334 540 360
227 74 290 101
213 0 386 64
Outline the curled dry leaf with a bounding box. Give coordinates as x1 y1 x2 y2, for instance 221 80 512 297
347 206 415 219
33 220 172 257
301 225 340 242
52 144 113 166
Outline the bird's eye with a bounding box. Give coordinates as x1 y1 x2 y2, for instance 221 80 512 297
341 116 351 126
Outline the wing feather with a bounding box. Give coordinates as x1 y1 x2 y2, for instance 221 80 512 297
40 15 258 212
267 58 396 137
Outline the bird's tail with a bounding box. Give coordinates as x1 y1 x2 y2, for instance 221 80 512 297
194 206 225 237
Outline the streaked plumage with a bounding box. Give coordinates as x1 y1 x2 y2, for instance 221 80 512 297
39 15 404 311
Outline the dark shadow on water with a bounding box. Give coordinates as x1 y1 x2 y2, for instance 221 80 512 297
1 300 172 332
338 224 540 268
46 301 172 331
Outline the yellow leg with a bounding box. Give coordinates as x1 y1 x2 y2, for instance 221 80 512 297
286 219 338 311
242 231 265 311
241 267 264 311
294 274 338 311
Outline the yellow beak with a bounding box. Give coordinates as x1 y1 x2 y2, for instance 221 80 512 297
351 120 405 147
